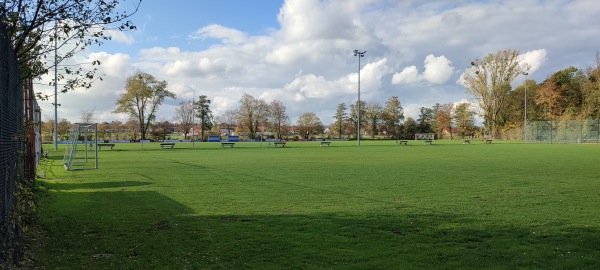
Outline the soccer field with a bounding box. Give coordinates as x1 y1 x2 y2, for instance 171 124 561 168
32 141 600 269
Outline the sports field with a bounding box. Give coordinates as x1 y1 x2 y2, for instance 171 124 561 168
32 140 600 269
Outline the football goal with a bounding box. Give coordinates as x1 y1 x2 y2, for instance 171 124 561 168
63 123 98 171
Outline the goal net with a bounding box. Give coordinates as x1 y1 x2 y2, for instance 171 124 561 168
63 123 99 170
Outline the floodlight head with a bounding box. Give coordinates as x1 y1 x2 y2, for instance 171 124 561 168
522 72 529 76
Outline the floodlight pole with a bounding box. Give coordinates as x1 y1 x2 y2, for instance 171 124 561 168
53 22 58 151
522 72 528 143
192 98 195 148
353 50 366 146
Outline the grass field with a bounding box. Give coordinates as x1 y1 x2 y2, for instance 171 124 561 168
30 140 600 269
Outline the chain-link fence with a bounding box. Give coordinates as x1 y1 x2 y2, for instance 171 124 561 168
526 120 600 144
1 20 26 268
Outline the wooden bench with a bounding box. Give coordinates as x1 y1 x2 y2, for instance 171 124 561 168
463 140 471 144
484 139 493 144
320 141 331 147
221 142 235 148
160 143 175 149
397 140 408 145
98 143 115 150
273 142 286 147
424 140 433 145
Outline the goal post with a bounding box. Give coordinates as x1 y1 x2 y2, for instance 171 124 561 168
63 123 99 170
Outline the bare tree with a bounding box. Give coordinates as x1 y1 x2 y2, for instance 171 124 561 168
236 94 268 139
80 106 96 124
217 109 238 136
269 99 289 140
175 101 195 140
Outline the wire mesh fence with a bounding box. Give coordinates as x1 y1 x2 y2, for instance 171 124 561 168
0 21 26 267
526 120 600 144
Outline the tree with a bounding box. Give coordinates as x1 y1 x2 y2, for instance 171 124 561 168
454 102 476 138
217 109 238 136
269 100 289 140
535 66 583 120
381 96 404 139
175 101 195 140
194 95 213 141
108 120 124 140
435 103 454 139
296 112 323 139
1 0 141 96
41 117 54 142
364 102 383 139
349 100 366 139
236 94 268 139
80 107 96 123
582 52 600 118
124 118 139 140
400 117 418 139
57 118 71 140
113 72 175 140
417 107 435 133
333 103 347 139
158 120 173 141
97 122 109 140
464 49 526 138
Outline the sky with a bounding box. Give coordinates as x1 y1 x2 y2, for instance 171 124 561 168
36 0 600 125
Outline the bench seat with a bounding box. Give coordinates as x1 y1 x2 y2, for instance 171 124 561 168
160 143 176 149
274 142 286 147
221 142 235 148
98 143 115 150
320 141 331 146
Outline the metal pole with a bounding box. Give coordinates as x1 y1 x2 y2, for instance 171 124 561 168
523 72 528 143
357 54 361 146
53 22 58 151
95 123 98 169
192 98 195 148
354 50 366 146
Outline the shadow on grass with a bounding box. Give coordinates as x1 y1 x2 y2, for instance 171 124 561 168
43 181 152 190
32 187 600 269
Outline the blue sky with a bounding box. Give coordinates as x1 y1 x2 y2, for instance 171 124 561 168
36 0 600 125
121 1 283 52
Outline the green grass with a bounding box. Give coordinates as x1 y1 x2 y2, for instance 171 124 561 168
31 140 600 269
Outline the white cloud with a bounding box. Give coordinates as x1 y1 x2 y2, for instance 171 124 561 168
105 29 135 45
391 54 454 85
392 66 420 85
190 24 248 44
34 0 600 125
422 54 454 84
519 49 548 74
88 52 131 78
